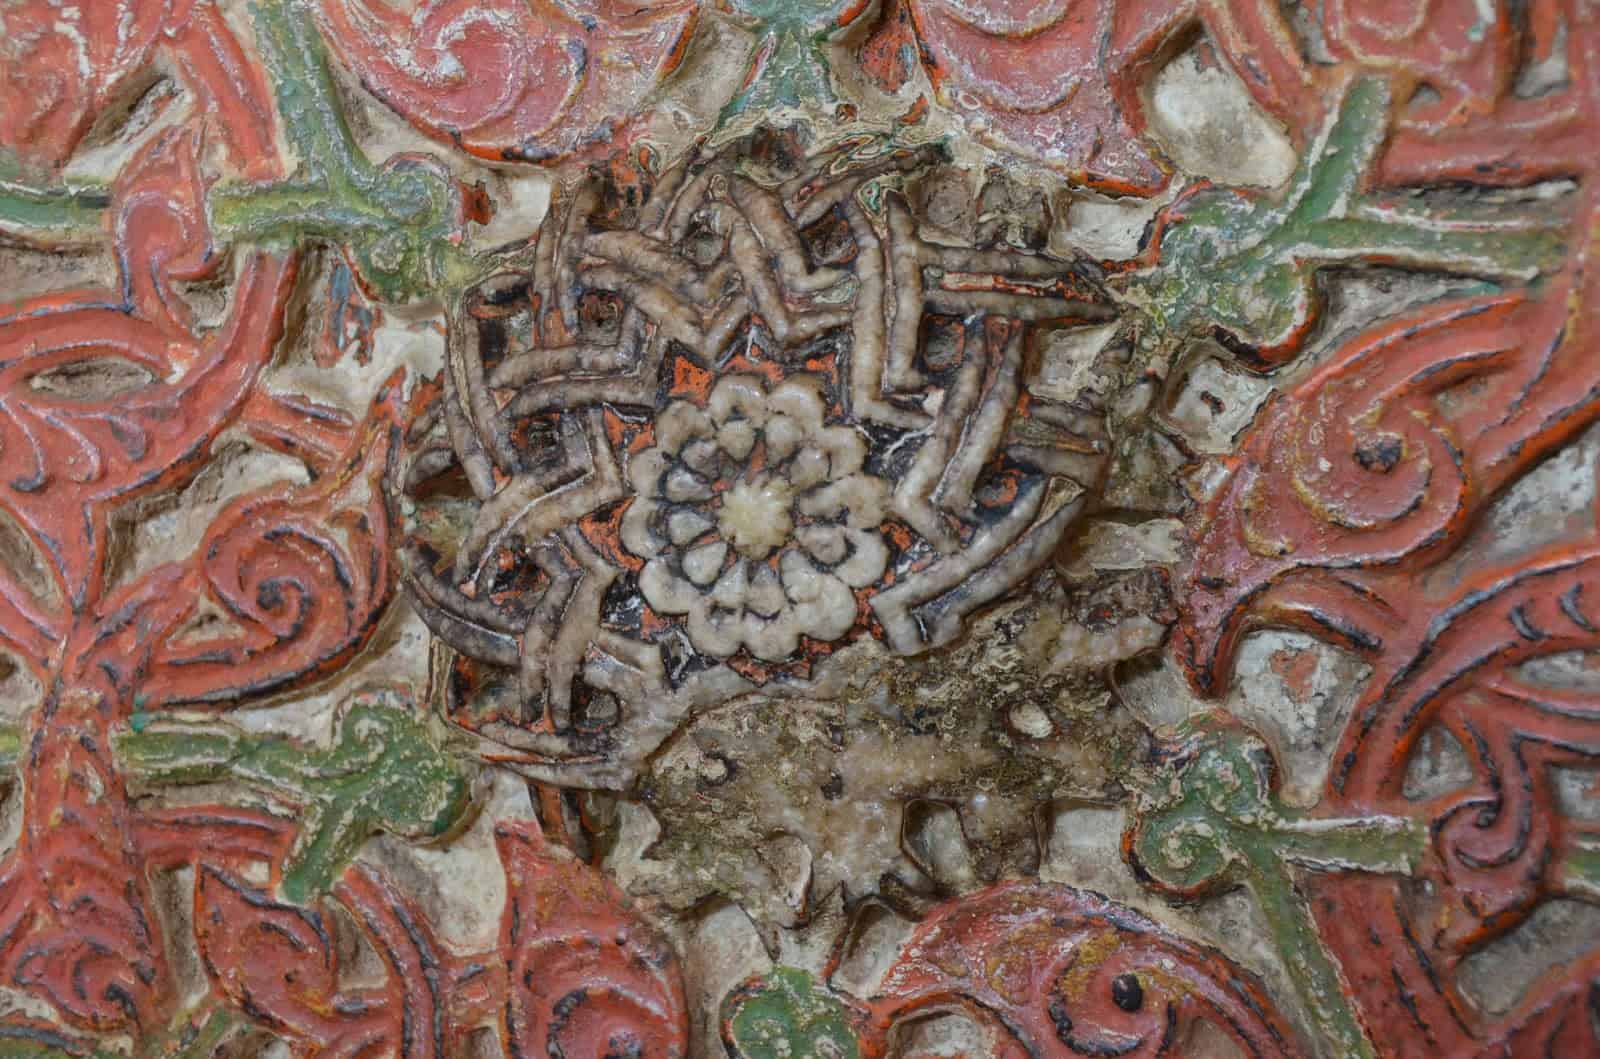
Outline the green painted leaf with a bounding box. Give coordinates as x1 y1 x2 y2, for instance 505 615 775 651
1125 76 1568 361
208 0 479 302
114 688 471 903
722 967 861 1059
1129 714 1427 1059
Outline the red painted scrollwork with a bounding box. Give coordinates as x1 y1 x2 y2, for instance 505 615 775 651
1174 8 1600 1056
859 0 1316 194
313 0 699 164
0 690 167 1032
498 821 689 1059
862 883 1301 1058
0 1 412 1041
0 0 705 1049
0 0 279 179
860 0 1594 195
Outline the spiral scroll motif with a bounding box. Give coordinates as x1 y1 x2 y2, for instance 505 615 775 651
498 821 689 1059
864 883 1299 1058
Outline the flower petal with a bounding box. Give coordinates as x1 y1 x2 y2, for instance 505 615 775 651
797 524 848 565
746 563 786 618
835 529 889 588
621 498 663 558
712 559 750 609
780 548 825 604
641 557 697 615
656 402 713 454
668 508 715 546
790 573 856 643
627 447 668 495
813 425 867 476
800 474 889 529
665 466 713 502
683 541 728 587
718 420 757 460
688 598 743 658
768 376 827 429
765 414 804 462
683 438 723 476
744 610 802 662
789 446 830 490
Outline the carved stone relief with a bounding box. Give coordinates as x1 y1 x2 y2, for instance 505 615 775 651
0 1 1596 1057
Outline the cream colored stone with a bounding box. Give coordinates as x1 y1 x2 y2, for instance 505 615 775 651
719 476 794 558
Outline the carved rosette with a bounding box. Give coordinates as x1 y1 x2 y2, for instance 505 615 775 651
624 371 892 661
397 129 1115 785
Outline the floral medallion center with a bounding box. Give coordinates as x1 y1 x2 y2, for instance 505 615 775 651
719 476 794 559
625 372 890 662
398 126 1112 755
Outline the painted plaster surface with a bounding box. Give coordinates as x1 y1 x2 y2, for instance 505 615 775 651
0 1 1596 1056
